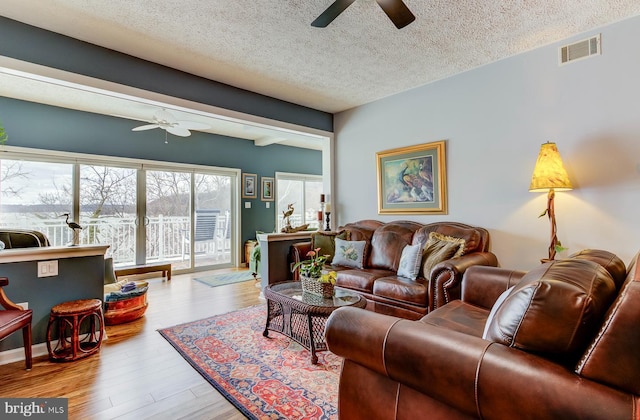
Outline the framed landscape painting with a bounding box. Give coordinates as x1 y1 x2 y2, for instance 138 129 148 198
261 177 274 201
376 140 447 215
242 173 257 199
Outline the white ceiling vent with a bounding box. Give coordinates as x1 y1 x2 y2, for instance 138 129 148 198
560 34 601 65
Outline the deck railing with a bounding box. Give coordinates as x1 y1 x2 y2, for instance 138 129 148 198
2 215 230 267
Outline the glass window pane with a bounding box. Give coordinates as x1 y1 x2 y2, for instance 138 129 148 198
194 173 232 267
146 170 191 268
304 180 323 229
0 159 73 246
277 179 303 231
79 164 137 265
276 175 323 231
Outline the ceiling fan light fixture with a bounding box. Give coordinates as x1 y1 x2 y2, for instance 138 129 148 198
312 0 415 29
131 109 211 137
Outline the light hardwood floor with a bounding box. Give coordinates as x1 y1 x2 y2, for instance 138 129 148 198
0 270 263 419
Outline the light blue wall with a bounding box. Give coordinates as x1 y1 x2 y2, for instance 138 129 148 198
335 16 640 270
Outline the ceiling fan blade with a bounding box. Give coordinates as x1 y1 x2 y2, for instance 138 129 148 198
177 121 210 130
311 0 357 27
376 0 415 29
166 126 191 137
132 124 160 131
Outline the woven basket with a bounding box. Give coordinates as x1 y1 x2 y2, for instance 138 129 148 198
301 275 335 298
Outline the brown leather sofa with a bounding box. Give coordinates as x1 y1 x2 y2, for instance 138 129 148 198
325 249 639 419
291 220 498 319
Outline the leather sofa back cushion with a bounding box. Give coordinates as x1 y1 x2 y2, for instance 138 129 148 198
484 259 616 362
369 222 421 271
568 249 627 290
576 252 640 394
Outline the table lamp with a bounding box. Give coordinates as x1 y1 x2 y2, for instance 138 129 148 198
529 142 573 262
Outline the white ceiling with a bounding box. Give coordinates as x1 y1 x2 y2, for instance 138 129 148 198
1 0 640 146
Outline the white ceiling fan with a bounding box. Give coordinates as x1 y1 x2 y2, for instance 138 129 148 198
131 109 210 137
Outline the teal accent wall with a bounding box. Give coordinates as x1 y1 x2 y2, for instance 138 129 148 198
0 96 322 242
0 16 332 132
0 16 329 245
0 256 104 351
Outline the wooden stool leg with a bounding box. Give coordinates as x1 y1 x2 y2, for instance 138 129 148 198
46 315 55 359
71 314 80 360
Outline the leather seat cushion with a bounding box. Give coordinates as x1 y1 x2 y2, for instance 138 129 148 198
421 300 488 337
336 269 394 293
0 309 32 337
373 276 428 306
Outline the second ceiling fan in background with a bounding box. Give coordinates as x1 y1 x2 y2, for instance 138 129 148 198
312 0 415 29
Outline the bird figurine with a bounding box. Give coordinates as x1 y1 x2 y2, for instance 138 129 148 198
61 213 83 246
282 203 295 232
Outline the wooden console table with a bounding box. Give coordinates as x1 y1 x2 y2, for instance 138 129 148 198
257 231 313 289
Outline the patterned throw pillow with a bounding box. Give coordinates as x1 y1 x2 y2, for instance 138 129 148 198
421 232 466 278
310 230 350 263
397 244 423 280
333 238 367 269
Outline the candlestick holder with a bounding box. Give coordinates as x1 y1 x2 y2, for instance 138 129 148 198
324 212 331 231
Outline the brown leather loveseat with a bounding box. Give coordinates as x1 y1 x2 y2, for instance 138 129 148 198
325 249 639 419
292 220 498 319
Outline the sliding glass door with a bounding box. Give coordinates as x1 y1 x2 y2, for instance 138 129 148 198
79 164 138 266
193 173 233 268
145 170 191 269
1 152 238 273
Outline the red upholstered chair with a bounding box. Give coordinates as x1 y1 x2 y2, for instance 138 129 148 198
0 277 33 370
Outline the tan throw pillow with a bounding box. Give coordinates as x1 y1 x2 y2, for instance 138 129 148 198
421 232 466 278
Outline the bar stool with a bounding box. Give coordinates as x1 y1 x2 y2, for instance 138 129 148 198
47 299 104 362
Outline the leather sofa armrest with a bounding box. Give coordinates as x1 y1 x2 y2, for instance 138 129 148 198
289 241 312 280
429 251 499 311
461 266 527 310
326 306 487 417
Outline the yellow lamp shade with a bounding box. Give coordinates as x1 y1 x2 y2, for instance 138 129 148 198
529 142 573 192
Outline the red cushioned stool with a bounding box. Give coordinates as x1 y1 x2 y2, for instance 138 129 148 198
46 299 104 362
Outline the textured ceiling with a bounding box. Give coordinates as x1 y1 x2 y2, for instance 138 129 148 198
2 0 639 114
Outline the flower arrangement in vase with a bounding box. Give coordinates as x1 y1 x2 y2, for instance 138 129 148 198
293 248 337 297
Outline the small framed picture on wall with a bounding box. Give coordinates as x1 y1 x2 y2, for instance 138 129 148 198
242 173 257 199
261 177 275 201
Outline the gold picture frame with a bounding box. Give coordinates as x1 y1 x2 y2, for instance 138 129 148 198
376 140 447 214
261 177 274 201
242 173 257 199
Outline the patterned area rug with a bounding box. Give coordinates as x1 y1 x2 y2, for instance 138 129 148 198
158 305 340 419
193 270 259 287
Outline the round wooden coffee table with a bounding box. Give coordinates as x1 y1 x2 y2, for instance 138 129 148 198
263 281 366 364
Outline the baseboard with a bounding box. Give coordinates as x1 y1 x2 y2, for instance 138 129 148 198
0 342 48 366
0 331 109 366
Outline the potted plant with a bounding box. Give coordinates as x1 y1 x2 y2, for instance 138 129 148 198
293 248 337 297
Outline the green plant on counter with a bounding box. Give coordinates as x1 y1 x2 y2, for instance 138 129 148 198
0 119 8 145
